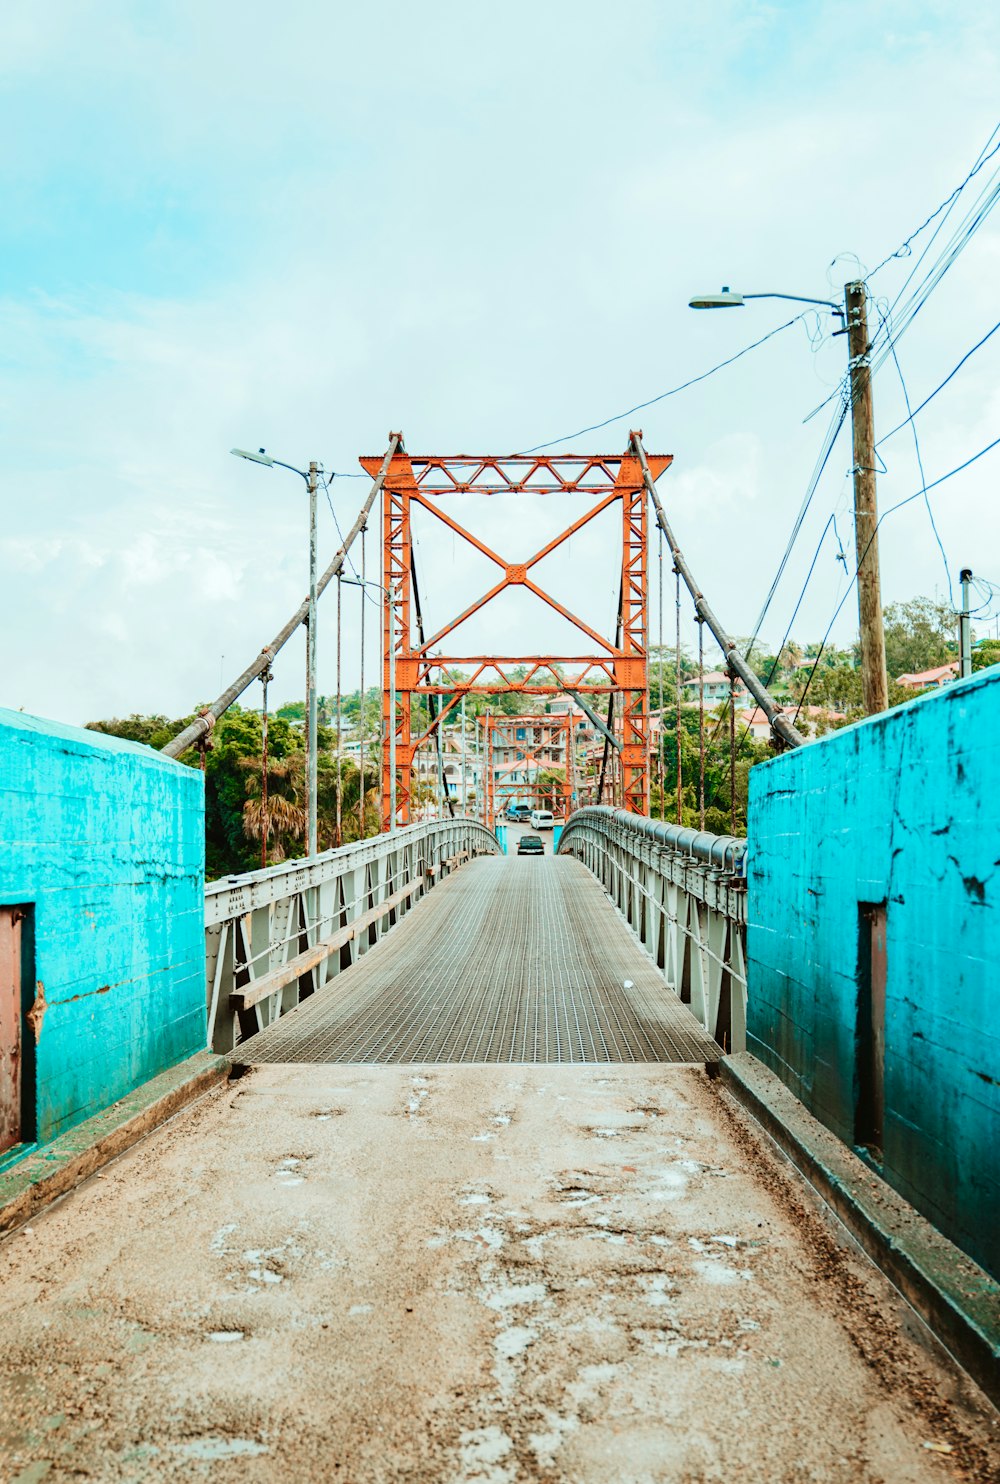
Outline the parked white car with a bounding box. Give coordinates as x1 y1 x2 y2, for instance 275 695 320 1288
529 809 554 830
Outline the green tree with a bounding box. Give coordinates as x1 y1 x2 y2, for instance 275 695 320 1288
201 709 305 877
973 640 1000 673
882 596 957 679
86 711 197 751
535 767 567 811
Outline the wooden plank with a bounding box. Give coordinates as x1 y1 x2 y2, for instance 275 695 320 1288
426 850 470 879
230 875 425 1013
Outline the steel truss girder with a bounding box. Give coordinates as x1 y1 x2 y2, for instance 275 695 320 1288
360 437 672 829
479 713 573 825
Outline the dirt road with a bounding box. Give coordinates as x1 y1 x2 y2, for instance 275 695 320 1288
1 1063 996 1482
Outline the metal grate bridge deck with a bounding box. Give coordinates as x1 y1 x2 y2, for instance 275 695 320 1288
235 856 719 1066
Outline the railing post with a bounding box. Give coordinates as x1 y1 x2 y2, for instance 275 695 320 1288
557 806 747 1052
203 818 500 1054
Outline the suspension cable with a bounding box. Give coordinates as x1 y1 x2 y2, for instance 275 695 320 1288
597 579 622 807
163 434 401 760
411 547 455 819
729 673 737 835
260 666 271 870
359 524 366 838
675 564 682 826
698 618 706 830
335 572 343 847
657 528 664 816
632 433 805 750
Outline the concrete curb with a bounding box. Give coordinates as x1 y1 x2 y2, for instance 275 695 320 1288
0 1050 230 1238
720 1051 1000 1407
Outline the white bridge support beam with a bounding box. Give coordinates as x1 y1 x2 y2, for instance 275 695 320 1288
204 818 500 1054
558 807 747 1053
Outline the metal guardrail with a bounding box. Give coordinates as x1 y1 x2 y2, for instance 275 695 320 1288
204 817 500 1053
558 806 748 1052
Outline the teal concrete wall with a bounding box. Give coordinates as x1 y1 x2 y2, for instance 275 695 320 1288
747 669 1000 1278
0 709 205 1145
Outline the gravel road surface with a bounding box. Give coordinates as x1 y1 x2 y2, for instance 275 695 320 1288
1 1064 997 1482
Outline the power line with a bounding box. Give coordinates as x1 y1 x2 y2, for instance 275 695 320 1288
323 475 380 607
877 317 1000 446
884 329 952 605
681 398 850 779
743 400 849 665
515 313 810 455
804 133 1000 427
876 185 1000 373
794 431 1000 714
867 121 1000 281
702 511 842 813
966 574 1000 620
861 145 1000 387
881 431 1000 523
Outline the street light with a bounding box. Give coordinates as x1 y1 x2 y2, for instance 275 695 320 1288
686 283 888 715
232 447 321 854
342 575 399 833
688 287 844 317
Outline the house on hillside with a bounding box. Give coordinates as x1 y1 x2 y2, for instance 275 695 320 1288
737 704 845 742
895 661 959 691
682 672 750 705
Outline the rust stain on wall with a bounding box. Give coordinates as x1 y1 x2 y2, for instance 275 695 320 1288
49 984 112 1008
26 981 47 1042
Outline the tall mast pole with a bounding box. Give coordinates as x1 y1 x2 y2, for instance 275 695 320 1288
306 461 319 855
845 282 888 715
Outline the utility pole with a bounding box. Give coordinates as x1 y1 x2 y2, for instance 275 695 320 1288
306 461 319 855
959 568 973 679
845 282 888 715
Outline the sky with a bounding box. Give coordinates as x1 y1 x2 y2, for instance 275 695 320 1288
1 0 998 725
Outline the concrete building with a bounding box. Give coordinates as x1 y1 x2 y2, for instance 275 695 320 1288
0 710 204 1154
746 667 1000 1278
682 671 750 705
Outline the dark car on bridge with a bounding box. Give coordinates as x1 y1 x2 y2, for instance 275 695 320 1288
516 834 545 856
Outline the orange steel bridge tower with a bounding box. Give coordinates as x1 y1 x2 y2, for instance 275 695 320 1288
480 712 574 826
358 434 672 830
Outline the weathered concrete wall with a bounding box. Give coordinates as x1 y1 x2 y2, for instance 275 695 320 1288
746 669 999 1279
0 709 205 1146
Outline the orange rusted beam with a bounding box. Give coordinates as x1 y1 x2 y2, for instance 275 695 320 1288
410 493 509 569
360 440 672 829
520 577 618 655
522 490 620 568
478 712 576 821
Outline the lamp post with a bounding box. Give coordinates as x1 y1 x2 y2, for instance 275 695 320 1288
688 284 889 715
959 568 973 679
342 575 398 832
232 447 321 854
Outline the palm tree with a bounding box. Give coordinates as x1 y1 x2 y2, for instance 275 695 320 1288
241 754 307 862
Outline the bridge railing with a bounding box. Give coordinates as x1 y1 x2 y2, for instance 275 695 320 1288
204 817 500 1052
558 806 748 1052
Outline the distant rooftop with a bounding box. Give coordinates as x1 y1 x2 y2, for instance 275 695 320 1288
896 661 959 688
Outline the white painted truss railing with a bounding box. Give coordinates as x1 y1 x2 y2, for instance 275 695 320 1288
557 806 748 1053
204 818 500 1053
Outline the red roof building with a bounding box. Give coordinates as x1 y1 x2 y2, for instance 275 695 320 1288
895 661 959 690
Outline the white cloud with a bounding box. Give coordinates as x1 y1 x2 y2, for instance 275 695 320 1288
1 0 999 722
